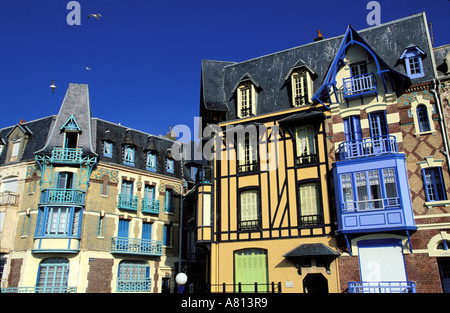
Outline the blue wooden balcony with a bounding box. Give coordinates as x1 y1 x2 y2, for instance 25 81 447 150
117 193 138 211
40 188 85 206
343 72 377 99
117 278 152 292
348 281 416 293
111 237 163 256
141 198 160 214
51 147 82 163
0 286 77 293
338 135 397 161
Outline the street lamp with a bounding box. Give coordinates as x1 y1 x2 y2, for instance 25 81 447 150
175 272 188 293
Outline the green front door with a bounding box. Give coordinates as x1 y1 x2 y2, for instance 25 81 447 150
234 249 268 292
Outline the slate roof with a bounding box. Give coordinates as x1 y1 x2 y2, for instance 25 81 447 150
200 12 437 121
282 243 340 258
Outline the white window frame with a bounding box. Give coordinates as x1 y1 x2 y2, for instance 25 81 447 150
291 71 312 106
237 82 256 118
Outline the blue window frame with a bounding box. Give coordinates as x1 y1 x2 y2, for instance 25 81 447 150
103 141 113 158
417 105 431 132
118 219 130 238
117 261 150 292
35 207 83 237
124 145 135 166
423 167 447 202
400 47 425 79
36 258 69 293
146 151 156 171
164 189 174 213
166 158 174 173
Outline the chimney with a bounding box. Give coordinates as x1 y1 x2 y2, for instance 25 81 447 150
314 30 324 42
165 126 177 141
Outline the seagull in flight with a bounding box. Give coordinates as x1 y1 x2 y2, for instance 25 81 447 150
85 66 92 71
49 79 56 94
88 13 102 20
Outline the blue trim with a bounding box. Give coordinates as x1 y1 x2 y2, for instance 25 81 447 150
60 115 81 132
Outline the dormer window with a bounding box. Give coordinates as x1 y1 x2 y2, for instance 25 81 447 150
291 71 312 106
237 81 257 118
146 151 156 171
61 115 81 149
400 46 425 79
123 145 135 166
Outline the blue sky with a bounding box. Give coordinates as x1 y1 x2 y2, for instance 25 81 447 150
0 0 449 140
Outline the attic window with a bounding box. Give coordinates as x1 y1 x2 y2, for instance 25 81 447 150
237 81 256 118
400 46 425 79
291 71 312 106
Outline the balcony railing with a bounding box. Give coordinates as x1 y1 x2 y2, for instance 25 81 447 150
40 188 85 206
237 161 259 173
299 214 323 227
342 197 400 213
117 278 152 292
111 237 163 256
141 198 160 214
343 72 377 99
211 282 282 293
118 194 138 211
0 191 19 206
51 147 82 163
0 286 77 293
338 135 398 161
164 204 175 214
238 219 261 231
348 281 417 293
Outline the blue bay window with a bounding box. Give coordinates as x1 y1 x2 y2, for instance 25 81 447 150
36 206 83 238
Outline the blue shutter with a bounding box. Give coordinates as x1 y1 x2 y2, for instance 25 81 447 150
118 220 129 238
142 222 152 240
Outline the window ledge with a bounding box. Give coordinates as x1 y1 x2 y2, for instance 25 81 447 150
425 200 450 208
415 130 436 137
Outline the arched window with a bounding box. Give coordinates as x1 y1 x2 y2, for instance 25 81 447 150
36 258 69 293
416 104 431 132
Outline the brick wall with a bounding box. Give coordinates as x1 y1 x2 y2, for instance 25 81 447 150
86 258 114 293
405 254 443 293
7 258 23 287
337 256 360 293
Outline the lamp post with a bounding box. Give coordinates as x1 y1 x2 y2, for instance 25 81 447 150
175 272 188 293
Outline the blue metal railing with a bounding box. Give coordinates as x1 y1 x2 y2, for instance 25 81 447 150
117 278 152 292
348 281 417 293
52 147 82 163
118 193 139 211
141 198 160 214
343 72 377 98
164 203 175 214
338 135 398 160
0 286 77 293
40 188 85 206
111 237 163 256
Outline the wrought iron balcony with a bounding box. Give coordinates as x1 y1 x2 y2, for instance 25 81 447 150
141 198 160 214
40 188 85 206
338 135 398 161
111 237 163 256
343 72 377 99
0 191 19 206
0 286 77 293
117 193 138 211
348 281 416 293
117 278 152 292
51 147 82 163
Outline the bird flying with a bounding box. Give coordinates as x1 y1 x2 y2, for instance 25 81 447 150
88 13 102 20
49 79 56 94
85 66 92 71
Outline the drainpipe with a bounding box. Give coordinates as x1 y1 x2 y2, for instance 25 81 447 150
431 79 450 172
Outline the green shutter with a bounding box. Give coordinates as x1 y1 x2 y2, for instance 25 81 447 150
234 249 268 292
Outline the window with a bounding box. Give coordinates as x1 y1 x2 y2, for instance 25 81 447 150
164 189 174 213
239 189 260 231
117 261 150 292
124 145 135 166
237 82 256 118
36 258 70 293
417 105 431 132
294 125 317 164
237 133 258 173
57 172 74 189
163 224 171 246
298 182 322 226
400 47 425 79
291 72 311 106
423 167 447 202
146 152 156 171
103 141 113 157
36 207 82 237
97 215 107 237
166 158 174 173
11 138 20 157
339 168 400 212
121 180 133 195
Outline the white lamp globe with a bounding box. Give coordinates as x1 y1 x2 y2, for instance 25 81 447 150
175 273 188 286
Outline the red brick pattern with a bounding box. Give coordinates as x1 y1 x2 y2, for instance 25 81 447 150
7 258 23 288
86 258 114 293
